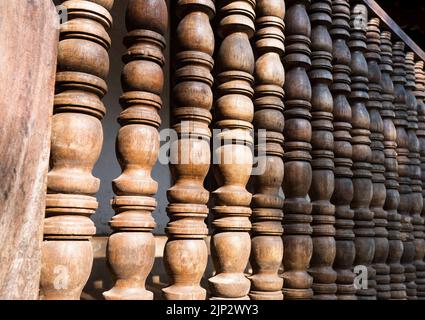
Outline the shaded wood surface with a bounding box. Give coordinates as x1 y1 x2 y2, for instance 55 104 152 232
0 0 58 299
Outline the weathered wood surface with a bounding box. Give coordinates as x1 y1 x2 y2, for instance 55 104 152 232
0 0 58 299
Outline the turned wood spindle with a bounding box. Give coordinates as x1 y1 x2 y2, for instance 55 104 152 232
392 41 414 300
366 18 390 300
209 0 256 300
162 0 215 300
40 0 113 300
349 4 376 300
282 0 313 300
249 0 285 301
308 0 337 300
380 31 406 300
406 51 422 299
330 0 356 300
414 60 425 300
103 0 168 300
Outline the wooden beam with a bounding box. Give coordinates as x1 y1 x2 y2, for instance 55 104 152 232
0 0 58 299
362 0 425 61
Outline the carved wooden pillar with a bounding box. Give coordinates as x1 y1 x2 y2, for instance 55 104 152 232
392 41 414 300
249 0 285 300
405 51 421 299
162 0 215 300
209 0 255 300
349 4 376 300
40 0 113 300
282 0 313 300
330 0 356 300
103 0 167 300
380 31 406 300
366 18 390 300
414 60 425 300
307 0 337 300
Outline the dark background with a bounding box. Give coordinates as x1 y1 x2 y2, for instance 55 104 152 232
377 0 425 49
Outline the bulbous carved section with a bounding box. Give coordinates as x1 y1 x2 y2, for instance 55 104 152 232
103 0 167 300
282 0 313 300
40 0 113 300
249 0 285 301
392 41 413 300
414 60 425 300
330 0 356 300
380 31 406 300
366 18 390 300
209 0 256 300
349 4 376 300
308 0 337 300
162 0 215 300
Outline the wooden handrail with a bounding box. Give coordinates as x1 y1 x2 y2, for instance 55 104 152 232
362 0 425 61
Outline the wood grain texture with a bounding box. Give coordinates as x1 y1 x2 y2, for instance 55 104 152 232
0 0 58 300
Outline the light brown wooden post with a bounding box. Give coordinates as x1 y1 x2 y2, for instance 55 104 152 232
0 0 58 299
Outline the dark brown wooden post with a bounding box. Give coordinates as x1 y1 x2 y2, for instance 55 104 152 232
308 0 337 300
249 0 285 301
282 0 314 299
103 0 167 300
414 60 425 300
380 31 406 300
40 0 114 300
330 0 357 300
405 51 421 299
366 18 390 300
162 0 215 300
208 0 255 300
349 3 376 300
0 0 58 300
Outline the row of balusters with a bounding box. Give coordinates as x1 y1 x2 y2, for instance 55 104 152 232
39 0 425 300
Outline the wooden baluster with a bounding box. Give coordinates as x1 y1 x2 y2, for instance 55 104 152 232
392 41 415 300
209 0 255 300
249 0 285 301
162 0 215 300
415 60 425 300
380 31 406 300
308 0 337 300
329 0 356 300
406 51 421 299
40 0 113 300
282 0 313 300
330 0 356 300
103 0 167 300
349 4 376 300
392 41 411 300
366 18 390 300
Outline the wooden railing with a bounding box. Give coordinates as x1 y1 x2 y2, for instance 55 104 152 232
1 0 425 300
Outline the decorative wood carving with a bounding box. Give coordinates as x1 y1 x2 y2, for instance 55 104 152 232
0 0 58 300
249 0 285 300
308 0 337 300
282 0 313 300
349 4 376 300
103 0 167 300
40 0 113 300
249 0 285 301
330 0 356 300
208 0 255 300
380 31 406 300
366 18 390 300
405 51 421 299
162 0 215 300
414 60 425 300
392 41 414 300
